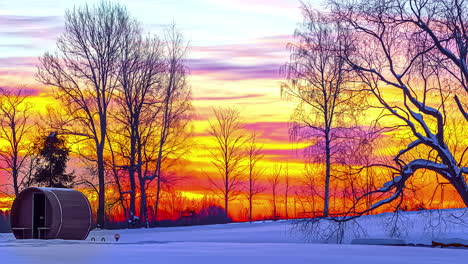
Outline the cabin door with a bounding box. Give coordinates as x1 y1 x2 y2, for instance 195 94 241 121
32 193 46 239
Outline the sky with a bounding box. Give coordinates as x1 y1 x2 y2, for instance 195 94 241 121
1 0 467 220
0 0 314 131
0 0 327 210
0 1 323 173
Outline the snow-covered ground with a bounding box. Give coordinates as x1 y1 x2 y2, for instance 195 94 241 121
1 209 468 263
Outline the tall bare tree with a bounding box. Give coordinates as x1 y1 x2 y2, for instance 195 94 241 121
245 132 266 222
113 26 164 224
281 5 357 217
37 2 135 227
105 135 130 226
143 26 192 226
284 163 290 219
0 88 34 197
330 0 468 211
207 106 245 221
269 165 282 220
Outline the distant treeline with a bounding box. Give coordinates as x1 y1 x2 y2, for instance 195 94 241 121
0 205 228 232
104 205 230 230
0 211 10 233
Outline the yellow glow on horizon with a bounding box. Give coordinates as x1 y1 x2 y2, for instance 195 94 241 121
180 191 208 200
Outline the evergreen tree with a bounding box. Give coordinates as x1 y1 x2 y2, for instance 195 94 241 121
32 132 75 188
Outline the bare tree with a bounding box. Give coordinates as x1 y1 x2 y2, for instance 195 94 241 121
284 163 290 219
297 162 325 218
37 2 135 227
270 165 282 221
112 25 164 225
281 5 358 217
0 88 34 197
245 132 266 222
105 136 130 226
329 0 468 212
207 106 245 221
143 26 192 226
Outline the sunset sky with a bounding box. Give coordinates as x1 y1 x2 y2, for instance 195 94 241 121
0 0 329 213
0 1 322 181
2 0 465 220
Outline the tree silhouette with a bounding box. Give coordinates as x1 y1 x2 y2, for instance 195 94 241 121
207 106 245 222
0 87 34 196
37 1 135 227
330 0 468 210
32 132 74 188
281 6 360 216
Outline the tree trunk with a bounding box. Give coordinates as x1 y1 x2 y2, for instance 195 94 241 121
153 87 170 223
96 144 106 228
249 167 253 223
139 177 148 228
12 167 19 197
12 133 19 197
272 192 277 220
137 134 148 228
324 129 331 217
285 175 289 219
225 167 229 222
450 176 468 207
225 192 229 222
154 175 162 223
249 195 253 222
152 141 164 224
129 133 136 223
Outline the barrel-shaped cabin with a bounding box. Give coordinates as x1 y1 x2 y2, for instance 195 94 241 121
10 187 92 240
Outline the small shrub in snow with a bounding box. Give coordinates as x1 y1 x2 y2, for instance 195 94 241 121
292 218 367 244
382 210 412 239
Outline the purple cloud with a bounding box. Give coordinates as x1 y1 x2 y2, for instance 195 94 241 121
1 27 62 39
0 57 39 68
188 34 293 80
0 15 63 40
243 122 292 143
192 34 291 61
189 58 280 81
0 85 42 96
0 15 61 26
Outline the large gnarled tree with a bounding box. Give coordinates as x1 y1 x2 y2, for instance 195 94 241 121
330 0 468 211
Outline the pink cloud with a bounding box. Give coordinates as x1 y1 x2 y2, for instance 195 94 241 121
0 15 63 40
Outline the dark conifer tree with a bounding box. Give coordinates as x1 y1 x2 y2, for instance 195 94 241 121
32 132 75 188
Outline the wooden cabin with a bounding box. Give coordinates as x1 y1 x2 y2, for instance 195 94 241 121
10 187 92 240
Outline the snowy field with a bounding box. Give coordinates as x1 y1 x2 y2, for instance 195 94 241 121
1 209 468 263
